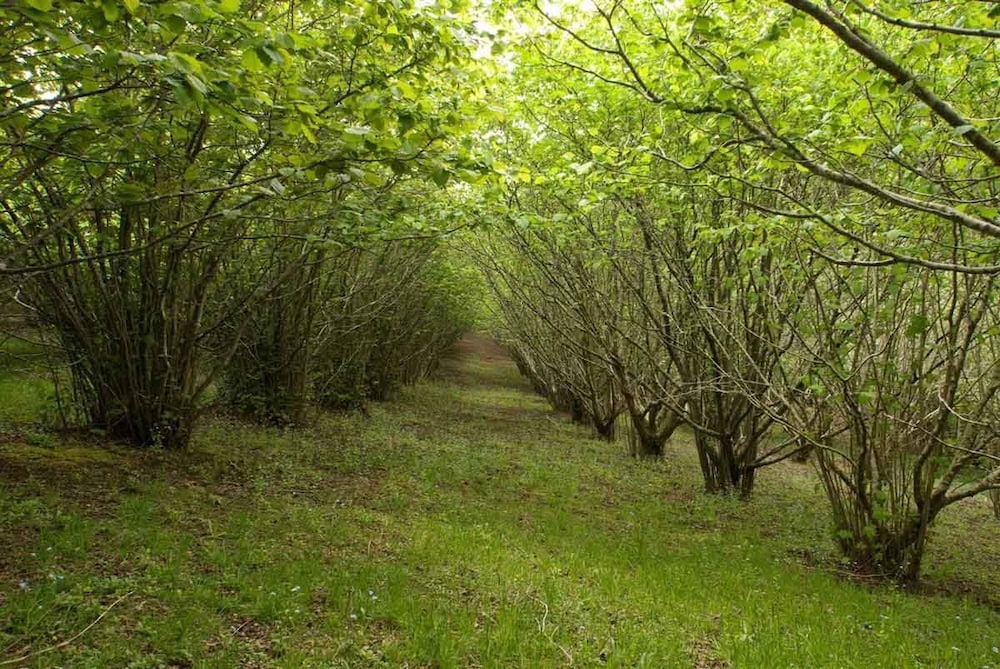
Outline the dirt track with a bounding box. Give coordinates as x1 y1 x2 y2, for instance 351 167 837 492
447 332 511 364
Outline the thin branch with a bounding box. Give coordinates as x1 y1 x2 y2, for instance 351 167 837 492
0 592 132 666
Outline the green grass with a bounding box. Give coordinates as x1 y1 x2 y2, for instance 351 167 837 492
0 333 61 425
1 336 999 667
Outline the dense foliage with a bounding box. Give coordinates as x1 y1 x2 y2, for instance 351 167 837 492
1 0 488 445
475 0 1000 582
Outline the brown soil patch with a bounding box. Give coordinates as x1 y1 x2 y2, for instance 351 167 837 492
0 525 38 586
912 576 1000 612
687 615 729 669
202 616 275 668
437 332 534 396
0 447 134 517
447 332 512 364
689 636 730 669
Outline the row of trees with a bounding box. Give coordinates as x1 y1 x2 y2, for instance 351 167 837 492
478 0 1000 583
0 0 486 447
3 0 997 587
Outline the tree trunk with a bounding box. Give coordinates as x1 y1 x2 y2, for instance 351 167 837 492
695 432 758 498
630 432 664 458
594 417 616 441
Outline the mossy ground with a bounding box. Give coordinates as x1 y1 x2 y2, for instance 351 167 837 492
1 334 998 667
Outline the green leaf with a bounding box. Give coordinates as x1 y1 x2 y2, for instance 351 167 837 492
123 0 140 14
241 48 264 72
171 52 203 74
257 45 284 66
906 314 930 338
953 124 975 136
236 113 257 130
839 137 872 157
102 0 120 22
395 80 417 100
159 14 187 36
218 0 240 13
431 167 450 187
24 0 52 10
184 73 207 95
117 183 146 202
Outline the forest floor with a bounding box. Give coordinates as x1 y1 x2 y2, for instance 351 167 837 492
1 333 999 668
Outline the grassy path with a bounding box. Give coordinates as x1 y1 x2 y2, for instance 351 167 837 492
1 334 999 667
